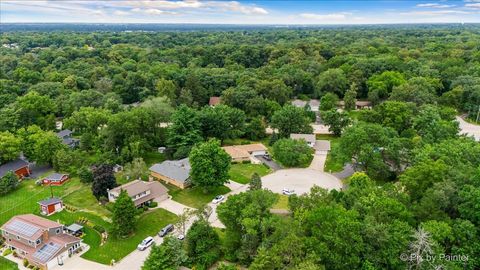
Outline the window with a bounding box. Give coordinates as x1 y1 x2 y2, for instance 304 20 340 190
56 229 60 234
5 231 8 235
36 239 41 245
16 236 20 240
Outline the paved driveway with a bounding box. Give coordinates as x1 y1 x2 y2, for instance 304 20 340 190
256 155 282 171
456 116 480 141
208 180 248 228
155 198 193 215
262 168 342 195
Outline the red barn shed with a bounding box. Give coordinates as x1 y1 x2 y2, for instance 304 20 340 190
38 197 64 216
0 159 30 179
43 173 69 186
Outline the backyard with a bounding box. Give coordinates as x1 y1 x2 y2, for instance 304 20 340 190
228 163 272 184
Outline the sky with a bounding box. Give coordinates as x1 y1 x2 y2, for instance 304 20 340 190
1 0 480 24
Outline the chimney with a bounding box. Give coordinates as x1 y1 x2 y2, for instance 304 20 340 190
42 230 49 242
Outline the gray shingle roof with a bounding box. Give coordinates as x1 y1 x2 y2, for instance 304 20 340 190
56 129 73 138
0 159 29 178
149 158 190 184
44 173 67 181
38 197 63 206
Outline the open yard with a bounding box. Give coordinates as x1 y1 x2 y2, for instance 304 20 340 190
0 256 18 270
229 163 272 184
167 184 230 209
272 195 289 210
81 208 178 264
0 174 91 225
316 134 344 173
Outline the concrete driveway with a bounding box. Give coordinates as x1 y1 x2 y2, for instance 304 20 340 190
208 180 249 228
262 168 342 195
456 116 480 141
155 198 193 215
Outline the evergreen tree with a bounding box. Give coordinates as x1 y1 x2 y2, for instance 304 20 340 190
249 172 262 190
112 189 137 237
344 83 358 111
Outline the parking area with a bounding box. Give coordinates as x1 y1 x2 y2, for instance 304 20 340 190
261 168 343 195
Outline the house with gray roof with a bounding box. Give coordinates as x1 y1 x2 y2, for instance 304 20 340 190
0 159 30 179
149 158 191 189
56 129 80 148
107 180 168 207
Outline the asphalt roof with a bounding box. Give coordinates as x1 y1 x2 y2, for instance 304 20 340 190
44 173 67 181
149 158 190 183
38 197 63 206
0 159 29 178
56 129 73 138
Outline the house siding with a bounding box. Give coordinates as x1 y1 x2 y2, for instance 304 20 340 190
150 171 189 189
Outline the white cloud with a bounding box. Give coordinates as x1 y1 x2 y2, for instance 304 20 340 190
113 10 130 16
416 3 456 8
299 12 350 20
401 10 472 15
465 3 480 8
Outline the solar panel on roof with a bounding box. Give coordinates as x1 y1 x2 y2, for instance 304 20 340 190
5 220 40 237
33 242 61 263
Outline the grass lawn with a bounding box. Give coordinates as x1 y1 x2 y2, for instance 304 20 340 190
0 176 87 225
229 163 272 184
142 151 166 166
167 184 231 209
62 182 111 218
81 208 178 264
316 134 345 173
0 257 18 270
272 195 289 210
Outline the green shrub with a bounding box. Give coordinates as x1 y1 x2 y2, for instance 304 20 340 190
148 201 158 208
23 258 29 267
241 160 251 164
2 248 12 256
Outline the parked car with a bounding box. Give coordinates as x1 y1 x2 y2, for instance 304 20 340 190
263 154 272 161
282 188 295 196
137 236 154 251
177 234 185 240
158 224 174 237
212 195 225 204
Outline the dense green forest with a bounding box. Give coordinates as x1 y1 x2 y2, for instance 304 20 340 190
1 26 479 269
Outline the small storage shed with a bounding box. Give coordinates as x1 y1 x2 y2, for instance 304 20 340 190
38 197 64 216
43 173 69 186
65 223 84 237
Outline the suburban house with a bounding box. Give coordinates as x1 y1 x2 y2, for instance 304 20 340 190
149 158 191 189
290 134 317 148
222 143 268 163
0 159 30 179
38 198 63 216
56 129 80 148
107 180 169 207
42 173 69 186
291 99 320 112
337 100 373 110
209 96 221 107
1 214 82 270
